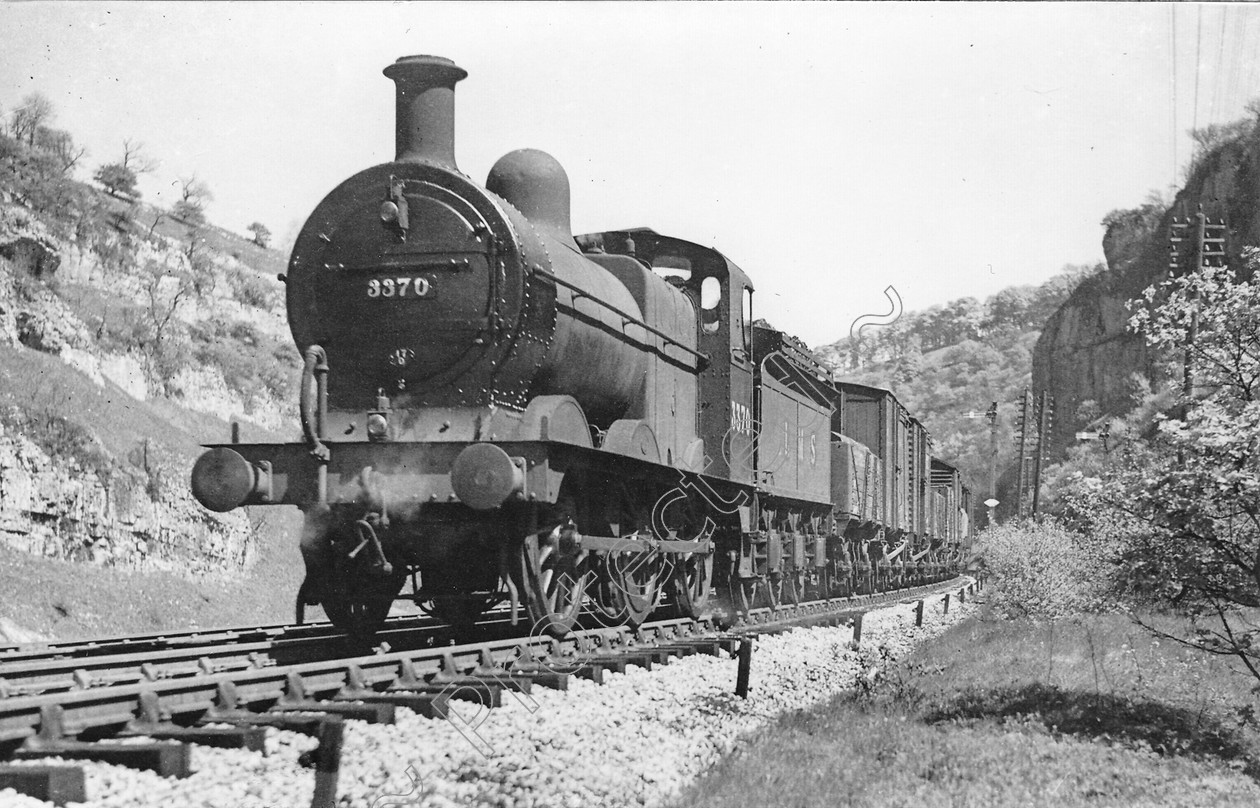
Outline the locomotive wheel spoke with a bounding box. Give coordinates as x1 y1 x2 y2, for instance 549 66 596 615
599 550 661 628
514 524 590 638
672 551 713 619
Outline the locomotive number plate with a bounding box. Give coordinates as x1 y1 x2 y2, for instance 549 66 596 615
366 276 434 299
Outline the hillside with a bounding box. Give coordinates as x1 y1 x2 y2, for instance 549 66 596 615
1033 113 1260 451
0 126 300 595
815 267 1099 513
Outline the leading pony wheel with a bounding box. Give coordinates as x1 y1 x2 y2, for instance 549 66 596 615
321 570 406 640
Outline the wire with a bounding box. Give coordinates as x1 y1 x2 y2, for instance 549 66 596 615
1171 4 1178 185
1210 6 1227 125
1234 12 1257 116
1248 11 1260 112
1226 10 1245 117
1193 5 1203 136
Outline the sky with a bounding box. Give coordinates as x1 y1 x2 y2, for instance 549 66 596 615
3 2 1259 348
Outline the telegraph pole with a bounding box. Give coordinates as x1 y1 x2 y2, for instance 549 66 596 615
1171 208 1228 406
986 400 998 504
963 402 1001 526
1014 389 1033 519
1031 391 1053 517
1184 210 1205 401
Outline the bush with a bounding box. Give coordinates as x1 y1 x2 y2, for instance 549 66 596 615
231 269 280 310
974 519 1114 619
0 405 115 484
187 317 298 404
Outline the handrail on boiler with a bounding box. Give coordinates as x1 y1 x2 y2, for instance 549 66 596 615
533 267 710 368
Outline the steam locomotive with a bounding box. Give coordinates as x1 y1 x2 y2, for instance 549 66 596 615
190 55 970 639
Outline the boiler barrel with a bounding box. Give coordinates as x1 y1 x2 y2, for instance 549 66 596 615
530 237 647 425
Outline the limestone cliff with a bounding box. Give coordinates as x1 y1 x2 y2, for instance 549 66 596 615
1032 119 1260 452
0 196 290 577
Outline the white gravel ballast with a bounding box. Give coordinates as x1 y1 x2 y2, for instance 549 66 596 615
3 594 975 808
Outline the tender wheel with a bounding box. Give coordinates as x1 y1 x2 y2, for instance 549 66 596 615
672 551 713 618
733 577 760 614
512 522 590 638
766 572 782 610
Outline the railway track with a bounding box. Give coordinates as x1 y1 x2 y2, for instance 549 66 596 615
0 577 976 807
0 614 439 664
0 612 536 699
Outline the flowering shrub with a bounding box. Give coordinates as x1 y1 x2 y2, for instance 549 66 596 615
974 519 1114 619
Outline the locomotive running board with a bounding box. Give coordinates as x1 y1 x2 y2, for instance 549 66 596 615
576 535 712 554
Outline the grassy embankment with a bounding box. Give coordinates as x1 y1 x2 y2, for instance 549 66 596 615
0 331 307 640
0 515 304 640
675 608 1260 807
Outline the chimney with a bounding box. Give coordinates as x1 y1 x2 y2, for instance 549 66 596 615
382 55 467 168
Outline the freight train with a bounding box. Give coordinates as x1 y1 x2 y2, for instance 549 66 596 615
190 56 970 639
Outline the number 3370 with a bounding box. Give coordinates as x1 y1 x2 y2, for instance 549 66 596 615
367 277 432 298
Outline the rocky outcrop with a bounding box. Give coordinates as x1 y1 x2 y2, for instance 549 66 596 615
0 201 272 576
0 420 256 575
1031 264 1156 452
1033 118 1260 451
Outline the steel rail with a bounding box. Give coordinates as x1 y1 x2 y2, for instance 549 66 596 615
0 616 707 747
0 614 526 696
0 613 431 663
0 576 970 751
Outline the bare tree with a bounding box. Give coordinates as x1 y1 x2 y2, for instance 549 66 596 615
174 174 214 225
11 92 55 146
184 224 216 298
138 260 194 395
146 210 167 239
35 127 87 175
120 138 158 176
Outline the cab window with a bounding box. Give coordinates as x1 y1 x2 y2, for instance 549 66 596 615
652 253 692 282
700 276 721 334
742 286 753 351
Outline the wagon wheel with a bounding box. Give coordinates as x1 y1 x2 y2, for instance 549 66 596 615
805 567 830 602
781 569 803 606
672 551 714 618
829 563 846 598
855 563 872 595
511 521 590 638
